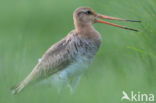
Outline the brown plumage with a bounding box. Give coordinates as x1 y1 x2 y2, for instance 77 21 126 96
11 7 140 94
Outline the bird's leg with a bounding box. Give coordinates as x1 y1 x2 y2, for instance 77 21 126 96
67 75 82 93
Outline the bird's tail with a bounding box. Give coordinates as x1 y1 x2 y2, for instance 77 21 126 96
11 81 25 95
11 70 37 95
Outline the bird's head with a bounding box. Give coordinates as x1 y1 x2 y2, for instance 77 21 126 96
74 7 97 25
73 7 141 32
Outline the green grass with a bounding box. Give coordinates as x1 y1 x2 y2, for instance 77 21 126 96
0 0 156 103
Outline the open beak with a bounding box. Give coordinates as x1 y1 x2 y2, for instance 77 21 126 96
96 14 141 32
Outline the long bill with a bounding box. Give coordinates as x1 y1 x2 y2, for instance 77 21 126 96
96 14 141 32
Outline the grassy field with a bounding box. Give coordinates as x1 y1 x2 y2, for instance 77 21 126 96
0 0 156 103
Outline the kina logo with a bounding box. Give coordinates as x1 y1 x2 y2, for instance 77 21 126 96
121 91 154 102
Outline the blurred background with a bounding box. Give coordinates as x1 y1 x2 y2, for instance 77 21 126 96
0 0 156 103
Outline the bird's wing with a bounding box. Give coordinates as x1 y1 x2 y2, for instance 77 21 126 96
33 31 77 79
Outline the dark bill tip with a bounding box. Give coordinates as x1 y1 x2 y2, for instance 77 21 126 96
125 20 141 23
123 27 139 32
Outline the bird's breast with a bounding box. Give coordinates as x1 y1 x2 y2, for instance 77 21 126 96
61 33 101 77
72 33 101 60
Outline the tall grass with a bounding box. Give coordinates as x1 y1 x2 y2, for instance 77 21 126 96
0 0 156 103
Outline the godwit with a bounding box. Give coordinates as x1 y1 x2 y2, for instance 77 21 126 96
11 7 140 94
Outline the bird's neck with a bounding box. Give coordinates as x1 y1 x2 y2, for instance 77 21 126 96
75 22 92 32
74 22 98 38
74 21 102 47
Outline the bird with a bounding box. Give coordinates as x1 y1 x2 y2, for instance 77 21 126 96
11 7 140 94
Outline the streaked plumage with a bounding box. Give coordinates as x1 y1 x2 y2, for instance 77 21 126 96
12 28 101 94
11 7 140 94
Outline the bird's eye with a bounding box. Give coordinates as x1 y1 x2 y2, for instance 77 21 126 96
86 10 92 15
